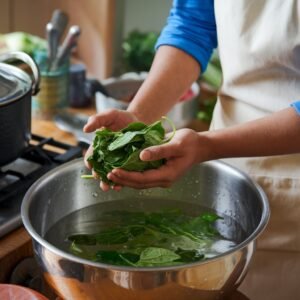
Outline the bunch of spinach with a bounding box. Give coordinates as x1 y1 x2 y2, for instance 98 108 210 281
68 209 223 267
85 117 175 184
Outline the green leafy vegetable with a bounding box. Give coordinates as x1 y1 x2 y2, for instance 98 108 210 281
197 98 217 124
86 117 175 184
68 210 225 267
0 32 47 56
95 250 140 266
136 247 180 266
175 248 205 262
122 30 159 72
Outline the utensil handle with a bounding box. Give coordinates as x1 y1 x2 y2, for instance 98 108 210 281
46 22 59 68
52 25 81 70
0 51 40 95
51 9 69 42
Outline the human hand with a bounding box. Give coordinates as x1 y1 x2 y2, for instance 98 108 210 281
83 109 138 191
106 128 211 189
83 109 138 133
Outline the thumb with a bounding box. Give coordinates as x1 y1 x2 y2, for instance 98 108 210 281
140 143 177 161
83 109 121 133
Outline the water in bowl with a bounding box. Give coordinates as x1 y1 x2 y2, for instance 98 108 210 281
45 198 246 267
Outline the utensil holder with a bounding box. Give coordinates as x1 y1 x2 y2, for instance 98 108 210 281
32 50 69 119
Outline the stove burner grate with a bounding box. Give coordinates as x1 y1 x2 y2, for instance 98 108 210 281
0 134 83 238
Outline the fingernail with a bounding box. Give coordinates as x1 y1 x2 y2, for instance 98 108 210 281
141 150 151 161
112 169 119 175
83 124 91 133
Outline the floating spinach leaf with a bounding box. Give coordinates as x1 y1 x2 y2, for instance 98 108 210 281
182 213 223 238
67 210 226 267
136 247 180 266
175 248 205 263
95 250 140 266
68 234 96 245
85 117 175 184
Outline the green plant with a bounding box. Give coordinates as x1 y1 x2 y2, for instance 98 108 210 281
122 30 159 72
197 98 217 124
196 50 222 124
0 32 46 57
201 50 222 89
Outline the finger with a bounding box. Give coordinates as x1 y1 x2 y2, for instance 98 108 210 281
84 146 94 169
108 171 171 189
83 109 117 133
100 181 110 192
111 166 172 183
92 169 100 179
140 143 181 161
108 169 173 189
111 184 123 191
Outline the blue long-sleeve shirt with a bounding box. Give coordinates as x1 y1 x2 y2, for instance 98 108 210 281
155 0 217 72
156 0 300 116
291 101 300 115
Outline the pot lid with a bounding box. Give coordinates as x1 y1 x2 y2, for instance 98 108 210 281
0 63 32 106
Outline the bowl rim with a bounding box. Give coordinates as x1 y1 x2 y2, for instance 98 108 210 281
21 158 270 272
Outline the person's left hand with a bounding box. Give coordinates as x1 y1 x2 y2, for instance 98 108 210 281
106 128 211 189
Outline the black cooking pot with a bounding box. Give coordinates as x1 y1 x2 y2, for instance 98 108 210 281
0 51 40 166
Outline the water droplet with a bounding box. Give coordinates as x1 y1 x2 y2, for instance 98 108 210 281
92 192 98 197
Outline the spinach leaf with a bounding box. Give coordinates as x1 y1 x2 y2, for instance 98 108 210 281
95 250 140 266
175 248 205 263
182 213 223 238
94 228 129 244
136 247 180 266
68 234 96 245
121 122 148 132
108 131 145 151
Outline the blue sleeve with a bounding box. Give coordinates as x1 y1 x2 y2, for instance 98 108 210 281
291 101 300 115
155 0 217 72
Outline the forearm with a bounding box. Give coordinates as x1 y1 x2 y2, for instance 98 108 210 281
127 45 200 123
200 107 300 161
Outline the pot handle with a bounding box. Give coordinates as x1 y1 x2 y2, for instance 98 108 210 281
0 51 40 95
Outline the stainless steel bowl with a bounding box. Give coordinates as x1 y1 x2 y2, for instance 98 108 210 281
21 158 269 300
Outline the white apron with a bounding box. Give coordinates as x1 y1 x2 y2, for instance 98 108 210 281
211 1 300 299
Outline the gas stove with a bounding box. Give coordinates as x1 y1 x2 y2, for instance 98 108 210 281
0 134 83 238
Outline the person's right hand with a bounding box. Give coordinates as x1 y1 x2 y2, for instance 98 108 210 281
83 108 138 133
83 109 138 191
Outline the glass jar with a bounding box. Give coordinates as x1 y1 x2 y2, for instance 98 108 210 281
32 50 69 119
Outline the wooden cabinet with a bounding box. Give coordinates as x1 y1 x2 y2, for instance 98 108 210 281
0 0 115 79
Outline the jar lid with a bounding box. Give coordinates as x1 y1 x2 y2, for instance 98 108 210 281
0 63 32 106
